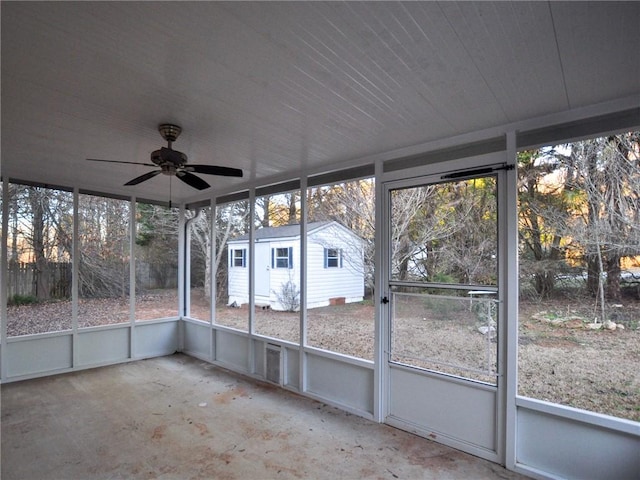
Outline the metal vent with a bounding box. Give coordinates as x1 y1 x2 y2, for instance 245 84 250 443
265 344 281 385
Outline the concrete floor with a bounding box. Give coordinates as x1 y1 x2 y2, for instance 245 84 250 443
1 354 529 479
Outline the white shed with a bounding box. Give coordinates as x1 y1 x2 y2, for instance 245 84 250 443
227 221 365 310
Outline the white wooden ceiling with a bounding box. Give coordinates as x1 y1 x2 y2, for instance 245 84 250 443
2 1 639 203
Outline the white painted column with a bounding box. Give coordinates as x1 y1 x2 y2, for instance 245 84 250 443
129 197 136 359
178 205 187 319
373 159 385 423
209 199 216 362
299 176 308 392
177 204 186 352
72 188 79 367
504 130 519 470
1 178 9 380
248 189 256 371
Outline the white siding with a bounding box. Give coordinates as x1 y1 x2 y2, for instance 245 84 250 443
227 243 250 305
268 240 300 311
227 222 364 310
306 224 364 309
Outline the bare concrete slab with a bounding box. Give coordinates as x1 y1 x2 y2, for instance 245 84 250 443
1 354 528 479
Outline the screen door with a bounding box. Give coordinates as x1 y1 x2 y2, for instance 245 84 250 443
383 170 504 462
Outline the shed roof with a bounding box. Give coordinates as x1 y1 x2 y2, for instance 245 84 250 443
229 221 342 242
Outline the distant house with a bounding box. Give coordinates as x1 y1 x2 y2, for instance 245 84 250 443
227 221 364 311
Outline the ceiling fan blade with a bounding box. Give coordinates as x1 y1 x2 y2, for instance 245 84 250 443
87 158 156 167
187 164 243 177
176 171 210 190
124 170 162 186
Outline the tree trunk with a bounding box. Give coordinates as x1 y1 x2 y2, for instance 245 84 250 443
586 255 600 297
261 196 270 227
606 254 621 302
601 135 629 302
534 271 554 299
29 188 50 300
287 192 297 224
10 186 20 262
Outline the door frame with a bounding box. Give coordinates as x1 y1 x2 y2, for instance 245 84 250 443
378 152 511 463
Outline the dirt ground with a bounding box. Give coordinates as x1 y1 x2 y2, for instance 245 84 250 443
517 299 640 421
6 290 639 422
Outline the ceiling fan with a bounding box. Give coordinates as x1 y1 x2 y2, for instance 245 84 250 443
87 124 243 190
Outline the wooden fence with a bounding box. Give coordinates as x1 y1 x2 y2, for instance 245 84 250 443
135 262 178 291
7 261 178 300
7 261 71 299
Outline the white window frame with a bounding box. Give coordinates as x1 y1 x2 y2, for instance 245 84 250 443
231 248 246 268
324 247 342 268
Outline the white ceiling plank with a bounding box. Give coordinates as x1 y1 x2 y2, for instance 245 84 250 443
438 1 568 122
2 1 638 203
550 1 640 108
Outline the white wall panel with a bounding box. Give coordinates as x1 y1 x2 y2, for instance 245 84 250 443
517 406 640 480
6 335 73 378
134 321 178 358
215 330 249 372
306 352 373 414
78 328 130 366
253 339 265 377
285 346 299 389
182 321 211 359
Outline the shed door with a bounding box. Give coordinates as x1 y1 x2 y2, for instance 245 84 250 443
383 169 505 463
255 242 270 298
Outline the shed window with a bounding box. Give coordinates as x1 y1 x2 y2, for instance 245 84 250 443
231 248 246 267
324 248 342 268
272 247 293 269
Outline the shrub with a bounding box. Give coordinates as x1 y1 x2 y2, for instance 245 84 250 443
9 294 38 306
273 280 300 312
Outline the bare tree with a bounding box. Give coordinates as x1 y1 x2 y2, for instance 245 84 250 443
256 192 300 227
4 185 73 301
78 195 130 298
439 177 498 285
517 132 640 315
213 201 250 303
564 133 640 316
517 149 576 298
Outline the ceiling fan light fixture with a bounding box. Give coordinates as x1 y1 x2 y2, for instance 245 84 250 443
161 164 177 176
158 124 182 143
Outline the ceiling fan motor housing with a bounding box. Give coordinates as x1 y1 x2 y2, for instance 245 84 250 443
151 147 188 167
